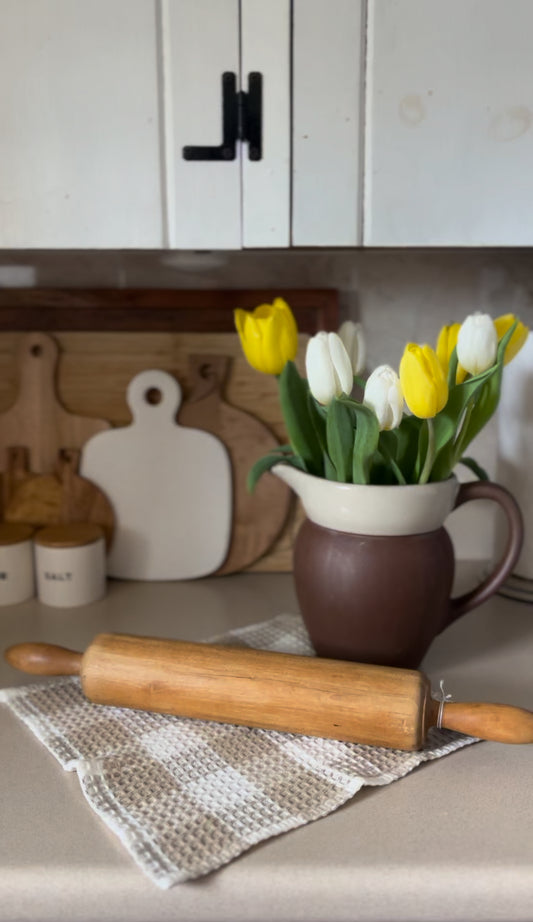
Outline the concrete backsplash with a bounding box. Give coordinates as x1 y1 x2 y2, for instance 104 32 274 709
1 247 532 562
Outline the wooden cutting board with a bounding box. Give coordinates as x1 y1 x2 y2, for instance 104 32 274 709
0 332 111 473
3 447 115 549
1 446 35 519
80 369 233 580
179 355 291 574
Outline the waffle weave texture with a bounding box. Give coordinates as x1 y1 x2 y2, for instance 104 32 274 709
0 614 477 888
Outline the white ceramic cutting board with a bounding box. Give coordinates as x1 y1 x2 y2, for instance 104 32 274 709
80 370 232 580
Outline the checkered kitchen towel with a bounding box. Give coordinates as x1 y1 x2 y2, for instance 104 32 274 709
0 614 478 888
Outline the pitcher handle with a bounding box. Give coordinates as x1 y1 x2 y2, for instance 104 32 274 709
447 481 523 626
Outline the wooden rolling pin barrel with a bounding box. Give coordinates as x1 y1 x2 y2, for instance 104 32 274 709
5 633 533 750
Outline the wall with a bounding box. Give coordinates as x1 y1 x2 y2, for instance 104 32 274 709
1 247 532 563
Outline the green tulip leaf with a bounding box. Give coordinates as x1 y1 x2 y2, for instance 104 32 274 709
430 368 497 479
413 417 429 483
323 451 337 480
270 443 295 454
278 361 323 476
307 392 328 454
389 415 424 483
326 398 355 482
430 321 516 481
457 456 489 481
376 428 398 460
447 346 459 389
350 403 380 485
376 430 407 484
450 321 516 456
247 452 305 493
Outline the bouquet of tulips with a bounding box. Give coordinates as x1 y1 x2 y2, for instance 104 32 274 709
234 298 529 489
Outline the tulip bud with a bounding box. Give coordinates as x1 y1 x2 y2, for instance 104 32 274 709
234 297 298 375
494 313 529 364
337 320 366 375
435 322 467 384
363 365 404 430
305 331 354 405
456 312 497 376
399 344 448 418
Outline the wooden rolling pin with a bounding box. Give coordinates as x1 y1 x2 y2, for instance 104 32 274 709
5 633 533 750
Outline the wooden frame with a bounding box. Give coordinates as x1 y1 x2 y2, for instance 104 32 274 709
0 288 338 333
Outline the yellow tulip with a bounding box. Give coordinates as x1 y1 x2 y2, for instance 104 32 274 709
435 322 467 384
494 313 529 364
234 297 298 374
399 343 448 418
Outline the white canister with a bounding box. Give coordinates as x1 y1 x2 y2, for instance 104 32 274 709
0 523 35 605
34 524 106 608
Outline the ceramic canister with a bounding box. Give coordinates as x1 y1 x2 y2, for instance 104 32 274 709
0 523 35 605
34 523 106 608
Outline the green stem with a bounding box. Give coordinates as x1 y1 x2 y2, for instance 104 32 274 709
451 399 475 467
419 417 435 485
378 440 407 485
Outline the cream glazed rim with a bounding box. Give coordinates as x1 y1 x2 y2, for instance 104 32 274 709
272 464 460 536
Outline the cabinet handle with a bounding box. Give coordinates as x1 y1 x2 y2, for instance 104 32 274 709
183 72 238 161
182 72 262 162
242 72 262 161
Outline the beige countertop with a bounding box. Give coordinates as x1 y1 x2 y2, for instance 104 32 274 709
0 568 532 922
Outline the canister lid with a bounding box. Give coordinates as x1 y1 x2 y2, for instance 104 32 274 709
0 523 34 545
34 523 105 549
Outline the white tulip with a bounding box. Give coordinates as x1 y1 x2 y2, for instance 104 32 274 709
337 320 366 375
363 364 404 430
456 312 498 376
305 331 354 405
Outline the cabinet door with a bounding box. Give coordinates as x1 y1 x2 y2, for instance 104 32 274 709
292 0 364 246
165 0 241 249
241 0 290 248
0 0 163 248
167 0 290 249
365 0 533 246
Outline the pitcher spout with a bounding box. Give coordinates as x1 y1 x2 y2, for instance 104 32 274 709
272 463 460 537
271 462 307 497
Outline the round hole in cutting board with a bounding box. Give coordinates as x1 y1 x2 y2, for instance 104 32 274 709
30 344 43 357
144 387 162 405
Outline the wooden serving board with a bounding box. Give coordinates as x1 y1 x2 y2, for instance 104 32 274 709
179 355 291 574
3 447 115 549
0 332 111 473
80 369 233 580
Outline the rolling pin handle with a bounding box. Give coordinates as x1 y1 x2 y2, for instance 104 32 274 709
4 642 82 676
440 701 533 744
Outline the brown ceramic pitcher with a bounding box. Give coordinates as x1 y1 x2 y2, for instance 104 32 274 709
273 465 524 669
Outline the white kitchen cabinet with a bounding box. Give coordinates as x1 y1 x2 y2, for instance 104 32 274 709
292 0 365 246
168 0 290 249
0 0 290 250
0 0 163 248
7 1 530 251
365 0 533 246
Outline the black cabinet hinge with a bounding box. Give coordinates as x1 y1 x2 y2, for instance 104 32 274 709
183 72 262 162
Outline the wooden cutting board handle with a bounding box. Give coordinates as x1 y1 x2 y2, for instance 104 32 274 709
5 634 533 750
0 332 111 473
179 355 291 574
